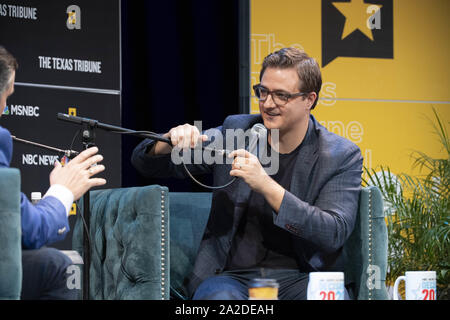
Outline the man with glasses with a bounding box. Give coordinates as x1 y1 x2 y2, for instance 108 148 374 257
132 47 363 300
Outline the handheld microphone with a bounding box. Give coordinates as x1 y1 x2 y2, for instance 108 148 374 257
182 123 267 190
248 123 267 154
199 123 267 157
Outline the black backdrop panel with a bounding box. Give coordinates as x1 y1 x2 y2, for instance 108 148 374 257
0 0 120 90
1 86 121 249
1 85 121 195
0 0 121 249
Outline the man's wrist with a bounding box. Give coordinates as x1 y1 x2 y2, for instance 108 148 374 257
43 184 74 216
145 143 156 155
258 175 277 195
152 140 172 155
260 175 285 212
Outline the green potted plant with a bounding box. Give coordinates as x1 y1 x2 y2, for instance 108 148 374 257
363 107 449 300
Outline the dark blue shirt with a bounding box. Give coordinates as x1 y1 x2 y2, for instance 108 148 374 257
225 135 306 270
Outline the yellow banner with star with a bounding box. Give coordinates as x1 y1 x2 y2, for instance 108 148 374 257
250 0 450 178
332 0 381 42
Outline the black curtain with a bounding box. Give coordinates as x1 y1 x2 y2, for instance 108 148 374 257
121 0 241 191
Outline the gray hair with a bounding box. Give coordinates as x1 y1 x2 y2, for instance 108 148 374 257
0 46 18 96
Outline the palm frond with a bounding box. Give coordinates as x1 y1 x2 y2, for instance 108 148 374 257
365 106 450 299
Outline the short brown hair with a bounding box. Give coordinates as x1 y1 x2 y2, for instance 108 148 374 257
260 47 322 109
0 46 18 95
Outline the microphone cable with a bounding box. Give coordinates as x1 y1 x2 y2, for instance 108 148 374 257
67 127 239 190
181 160 237 190
116 130 237 190
58 113 240 190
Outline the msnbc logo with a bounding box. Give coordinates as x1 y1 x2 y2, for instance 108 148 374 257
2 105 9 115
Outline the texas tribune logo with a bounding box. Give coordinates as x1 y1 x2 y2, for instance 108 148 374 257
66 5 81 30
322 0 393 67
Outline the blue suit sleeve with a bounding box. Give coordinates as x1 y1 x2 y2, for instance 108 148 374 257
0 126 13 166
1 125 69 249
20 193 70 249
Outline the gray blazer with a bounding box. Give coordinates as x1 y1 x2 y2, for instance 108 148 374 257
131 114 363 296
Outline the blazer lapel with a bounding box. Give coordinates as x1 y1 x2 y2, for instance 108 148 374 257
232 170 252 230
230 116 262 234
289 116 319 202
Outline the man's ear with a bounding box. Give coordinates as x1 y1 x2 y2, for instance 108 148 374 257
306 92 317 110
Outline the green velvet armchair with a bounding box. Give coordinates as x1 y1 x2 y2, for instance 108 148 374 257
73 185 389 300
73 185 170 299
0 168 22 300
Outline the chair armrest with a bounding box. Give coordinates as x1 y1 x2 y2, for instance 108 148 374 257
344 186 390 300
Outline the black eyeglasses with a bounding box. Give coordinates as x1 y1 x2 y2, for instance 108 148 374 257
253 84 308 106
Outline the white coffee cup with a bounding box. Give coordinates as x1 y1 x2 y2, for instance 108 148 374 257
393 271 436 300
307 272 345 300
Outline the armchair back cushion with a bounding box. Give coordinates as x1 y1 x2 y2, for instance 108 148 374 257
73 185 169 299
169 192 212 299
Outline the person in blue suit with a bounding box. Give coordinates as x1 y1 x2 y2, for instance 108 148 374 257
0 46 107 299
132 47 363 300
